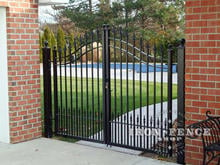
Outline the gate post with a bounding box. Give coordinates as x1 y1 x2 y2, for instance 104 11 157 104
42 41 53 138
102 25 111 144
177 39 185 164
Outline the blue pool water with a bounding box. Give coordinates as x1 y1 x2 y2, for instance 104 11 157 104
66 63 177 73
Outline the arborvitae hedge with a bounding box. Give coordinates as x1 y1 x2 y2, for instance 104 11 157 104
40 26 59 62
57 26 66 50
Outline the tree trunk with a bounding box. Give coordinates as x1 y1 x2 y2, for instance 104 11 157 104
89 0 92 13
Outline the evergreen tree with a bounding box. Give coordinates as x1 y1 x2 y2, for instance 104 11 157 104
43 26 51 47
57 26 66 59
39 34 44 62
57 26 66 49
51 31 56 48
69 33 75 47
41 26 57 61
57 0 184 43
62 0 97 31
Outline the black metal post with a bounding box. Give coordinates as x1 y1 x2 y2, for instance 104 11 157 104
53 46 58 134
43 41 52 138
177 39 185 164
102 25 111 144
167 45 173 157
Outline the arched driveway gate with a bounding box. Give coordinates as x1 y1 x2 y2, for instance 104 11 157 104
43 25 185 164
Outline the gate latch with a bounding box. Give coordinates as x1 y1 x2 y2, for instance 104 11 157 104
105 82 109 89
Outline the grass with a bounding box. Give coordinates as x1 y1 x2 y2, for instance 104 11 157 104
41 77 177 137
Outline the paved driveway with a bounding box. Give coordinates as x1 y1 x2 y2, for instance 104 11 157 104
0 138 177 165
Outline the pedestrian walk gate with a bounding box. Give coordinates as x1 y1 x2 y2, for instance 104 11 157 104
43 25 185 164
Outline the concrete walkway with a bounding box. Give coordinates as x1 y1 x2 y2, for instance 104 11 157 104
88 99 178 148
0 138 177 165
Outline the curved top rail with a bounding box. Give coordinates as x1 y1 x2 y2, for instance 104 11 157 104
53 45 102 64
109 38 165 62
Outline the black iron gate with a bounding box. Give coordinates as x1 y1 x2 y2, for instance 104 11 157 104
43 25 185 164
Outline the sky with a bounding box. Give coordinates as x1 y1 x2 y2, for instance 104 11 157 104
39 6 57 23
39 0 99 24
38 0 117 23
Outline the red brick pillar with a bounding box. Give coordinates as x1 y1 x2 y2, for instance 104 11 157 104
0 0 41 143
185 0 220 164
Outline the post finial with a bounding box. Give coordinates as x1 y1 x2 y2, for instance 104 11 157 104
168 44 173 49
103 24 110 30
180 38 185 46
44 41 49 48
178 38 185 48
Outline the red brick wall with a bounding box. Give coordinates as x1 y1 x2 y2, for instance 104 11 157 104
0 0 41 143
185 0 220 164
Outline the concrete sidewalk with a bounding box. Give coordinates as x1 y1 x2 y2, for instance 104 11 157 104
0 138 177 165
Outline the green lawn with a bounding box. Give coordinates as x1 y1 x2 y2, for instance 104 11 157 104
41 77 177 113
41 77 177 137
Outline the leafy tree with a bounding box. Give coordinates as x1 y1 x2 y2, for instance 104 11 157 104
111 0 184 43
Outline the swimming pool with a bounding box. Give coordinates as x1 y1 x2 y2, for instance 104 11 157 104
65 63 177 73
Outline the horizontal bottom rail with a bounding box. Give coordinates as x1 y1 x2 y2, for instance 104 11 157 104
55 132 104 143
